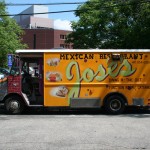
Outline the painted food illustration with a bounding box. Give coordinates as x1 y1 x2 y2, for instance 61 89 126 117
46 71 62 82
50 86 69 97
47 58 60 66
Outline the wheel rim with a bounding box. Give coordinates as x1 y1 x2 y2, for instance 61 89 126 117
110 99 122 111
8 100 20 112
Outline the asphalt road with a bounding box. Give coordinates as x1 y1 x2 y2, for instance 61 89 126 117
0 108 150 150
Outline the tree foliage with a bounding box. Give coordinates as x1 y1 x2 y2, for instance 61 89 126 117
0 1 27 67
66 0 150 49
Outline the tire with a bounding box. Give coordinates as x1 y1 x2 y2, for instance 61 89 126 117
104 94 126 115
5 96 24 114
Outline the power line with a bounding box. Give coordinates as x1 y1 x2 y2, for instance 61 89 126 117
2 10 76 16
4 2 86 6
0 0 150 17
4 0 149 6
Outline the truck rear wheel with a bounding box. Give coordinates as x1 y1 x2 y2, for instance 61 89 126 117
104 94 126 115
5 96 24 114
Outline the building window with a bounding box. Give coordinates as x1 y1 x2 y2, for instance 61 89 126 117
60 35 66 40
65 45 70 49
60 44 65 48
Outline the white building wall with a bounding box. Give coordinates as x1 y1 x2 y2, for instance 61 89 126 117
30 16 54 28
33 5 48 18
13 6 33 23
13 5 53 29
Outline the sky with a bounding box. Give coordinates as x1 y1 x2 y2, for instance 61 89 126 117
4 0 87 31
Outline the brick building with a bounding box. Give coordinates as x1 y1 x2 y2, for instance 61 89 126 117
22 29 72 49
14 5 72 49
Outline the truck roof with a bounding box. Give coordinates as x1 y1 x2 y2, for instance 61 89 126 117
16 49 150 53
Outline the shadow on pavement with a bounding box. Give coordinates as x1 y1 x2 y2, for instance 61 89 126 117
0 106 149 118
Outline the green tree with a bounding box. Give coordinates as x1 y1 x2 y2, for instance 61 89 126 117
0 1 27 67
66 0 150 49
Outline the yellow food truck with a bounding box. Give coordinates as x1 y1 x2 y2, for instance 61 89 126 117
0 49 150 114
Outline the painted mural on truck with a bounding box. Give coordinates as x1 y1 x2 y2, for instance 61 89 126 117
44 52 150 106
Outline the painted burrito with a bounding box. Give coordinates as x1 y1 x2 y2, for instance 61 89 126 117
46 71 62 82
47 58 60 66
56 86 69 97
50 86 69 98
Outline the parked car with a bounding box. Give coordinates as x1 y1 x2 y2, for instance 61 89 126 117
0 68 10 76
0 73 4 79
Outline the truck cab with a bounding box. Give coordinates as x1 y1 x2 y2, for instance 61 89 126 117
0 53 44 114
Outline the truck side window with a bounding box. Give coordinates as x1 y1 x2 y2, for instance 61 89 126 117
10 61 20 76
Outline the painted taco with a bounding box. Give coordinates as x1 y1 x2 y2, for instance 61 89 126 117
47 58 60 66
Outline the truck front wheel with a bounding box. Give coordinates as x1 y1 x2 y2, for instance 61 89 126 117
5 96 24 114
104 94 126 115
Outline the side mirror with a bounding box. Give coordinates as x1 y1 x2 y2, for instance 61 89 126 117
10 68 20 76
15 71 20 76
